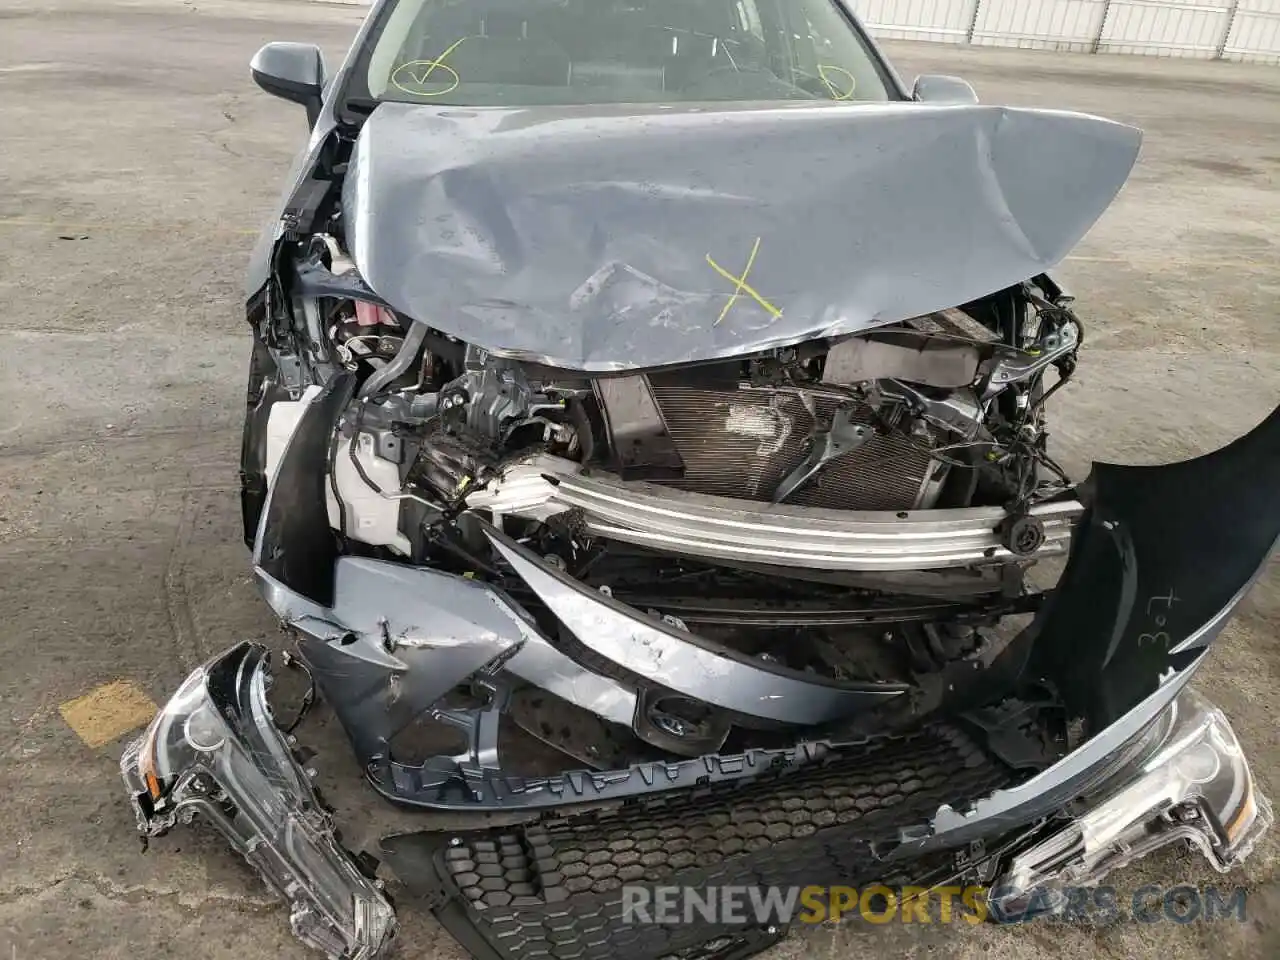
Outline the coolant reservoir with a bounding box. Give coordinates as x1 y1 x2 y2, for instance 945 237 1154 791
325 431 412 556
265 386 411 556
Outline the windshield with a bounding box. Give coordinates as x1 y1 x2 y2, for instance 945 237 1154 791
357 0 895 106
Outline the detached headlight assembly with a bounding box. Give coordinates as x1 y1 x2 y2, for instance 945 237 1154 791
121 643 396 960
988 688 1273 923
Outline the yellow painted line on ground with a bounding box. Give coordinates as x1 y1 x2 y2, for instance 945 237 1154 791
58 680 158 749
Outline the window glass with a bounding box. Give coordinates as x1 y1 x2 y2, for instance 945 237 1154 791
361 0 893 106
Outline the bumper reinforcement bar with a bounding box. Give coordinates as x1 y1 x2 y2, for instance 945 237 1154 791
465 459 1082 571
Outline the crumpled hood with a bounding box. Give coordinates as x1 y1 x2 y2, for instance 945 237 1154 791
343 100 1141 371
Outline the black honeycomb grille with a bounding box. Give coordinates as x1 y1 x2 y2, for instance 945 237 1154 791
384 726 1013 960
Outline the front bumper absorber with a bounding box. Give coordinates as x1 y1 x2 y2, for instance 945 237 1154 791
120 643 396 960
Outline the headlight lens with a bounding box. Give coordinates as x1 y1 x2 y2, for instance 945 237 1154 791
130 666 219 806
988 688 1272 923
121 643 397 958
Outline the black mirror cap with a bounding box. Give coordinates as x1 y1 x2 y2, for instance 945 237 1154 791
251 42 328 127
912 74 980 105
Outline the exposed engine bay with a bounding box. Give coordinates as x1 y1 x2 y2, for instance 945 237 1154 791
255 232 1086 759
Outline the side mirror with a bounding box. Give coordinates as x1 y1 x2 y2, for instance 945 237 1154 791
251 42 328 128
912 74 979 105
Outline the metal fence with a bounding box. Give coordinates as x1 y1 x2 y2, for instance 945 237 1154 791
856 0 1280 63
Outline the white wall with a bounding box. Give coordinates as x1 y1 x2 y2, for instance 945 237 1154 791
971 0 1109 52
1224 0 1280 64
313 0 1280 64
857 0 980 43
854 0 1280 62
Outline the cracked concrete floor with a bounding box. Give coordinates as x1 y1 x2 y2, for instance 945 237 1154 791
0 1 1278 958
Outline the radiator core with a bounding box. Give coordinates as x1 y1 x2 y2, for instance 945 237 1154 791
645 382 937 511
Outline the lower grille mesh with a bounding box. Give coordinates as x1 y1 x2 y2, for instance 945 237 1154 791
646 382 935 510
384 726 1012 960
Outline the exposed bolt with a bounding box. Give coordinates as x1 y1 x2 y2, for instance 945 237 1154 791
652 714 693 739
188 774 213 795
450 837 463 847
766 925 779 935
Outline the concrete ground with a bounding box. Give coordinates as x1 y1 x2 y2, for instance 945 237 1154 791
0 0 1277 957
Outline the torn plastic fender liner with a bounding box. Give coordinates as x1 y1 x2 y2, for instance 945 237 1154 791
900 401 1280 847
239 331 293 548
1026 402 1280 731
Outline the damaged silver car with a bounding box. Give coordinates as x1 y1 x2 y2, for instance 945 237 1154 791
122 1 1279 958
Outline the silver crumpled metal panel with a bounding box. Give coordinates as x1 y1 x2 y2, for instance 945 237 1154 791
343 100 1141 371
